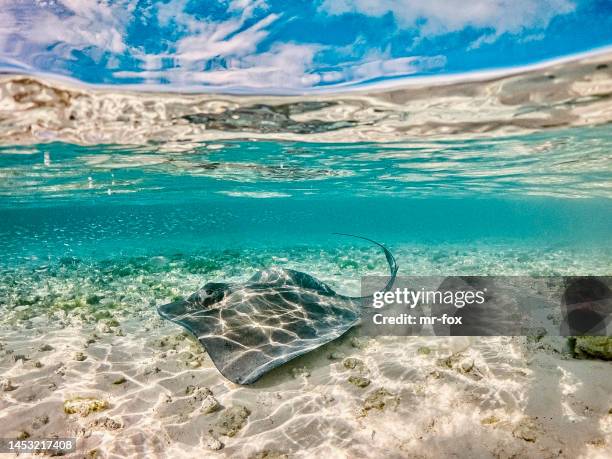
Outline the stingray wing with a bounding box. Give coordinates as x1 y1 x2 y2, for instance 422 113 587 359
158 286 360 384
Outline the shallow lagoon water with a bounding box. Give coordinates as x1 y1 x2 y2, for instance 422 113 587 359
1 56 612 458
1 137 611 457
1 128 610 272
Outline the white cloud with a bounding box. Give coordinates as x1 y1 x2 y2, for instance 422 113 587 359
117 0 322 89
178 41 320 89
347 55 446 80
2 0 563 90
157 0 191 28
319 54 446 85
0 0 134 62
320 0 576 37
115 42 321 89
175 13 279 63
115 48 446 90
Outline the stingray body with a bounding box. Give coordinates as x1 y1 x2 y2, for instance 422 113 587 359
158 235 398 384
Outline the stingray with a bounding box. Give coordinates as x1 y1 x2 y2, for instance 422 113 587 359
157 234 398 384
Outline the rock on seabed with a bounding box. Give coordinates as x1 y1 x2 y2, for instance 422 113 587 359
63 397 109 417
215 405 251 437
574 337 612 359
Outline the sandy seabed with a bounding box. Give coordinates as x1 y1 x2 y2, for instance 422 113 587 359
1 245 611 458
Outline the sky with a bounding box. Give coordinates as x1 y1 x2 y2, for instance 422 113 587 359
0 0 611 92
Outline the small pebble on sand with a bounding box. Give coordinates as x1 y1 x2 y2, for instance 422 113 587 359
460 358 474 373
64 397 109 417
31 415 49 429
96 322 111 334
201 395 220 414
480 415 500 425
343 358 364 370
363 388 399 412
512 418 538 443
91 416 122 430
348 376 371 388
1 378 17 391
205 434 224 451
215 405 251 437
188 385 213 401
417 346 431 355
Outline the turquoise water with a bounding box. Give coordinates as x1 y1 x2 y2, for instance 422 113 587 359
0 81 610 459
0 123 610 330
0 126 610 282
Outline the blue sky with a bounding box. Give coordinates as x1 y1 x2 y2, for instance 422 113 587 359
0 0 611 92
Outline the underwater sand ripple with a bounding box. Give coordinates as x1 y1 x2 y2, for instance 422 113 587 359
1 245 611 457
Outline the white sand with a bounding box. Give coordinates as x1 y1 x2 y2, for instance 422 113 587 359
1 246 611 458
1 304 611 458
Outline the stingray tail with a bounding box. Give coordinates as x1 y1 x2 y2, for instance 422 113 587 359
333 233 398 299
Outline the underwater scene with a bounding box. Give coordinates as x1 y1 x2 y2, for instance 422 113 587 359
1 1 612 458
